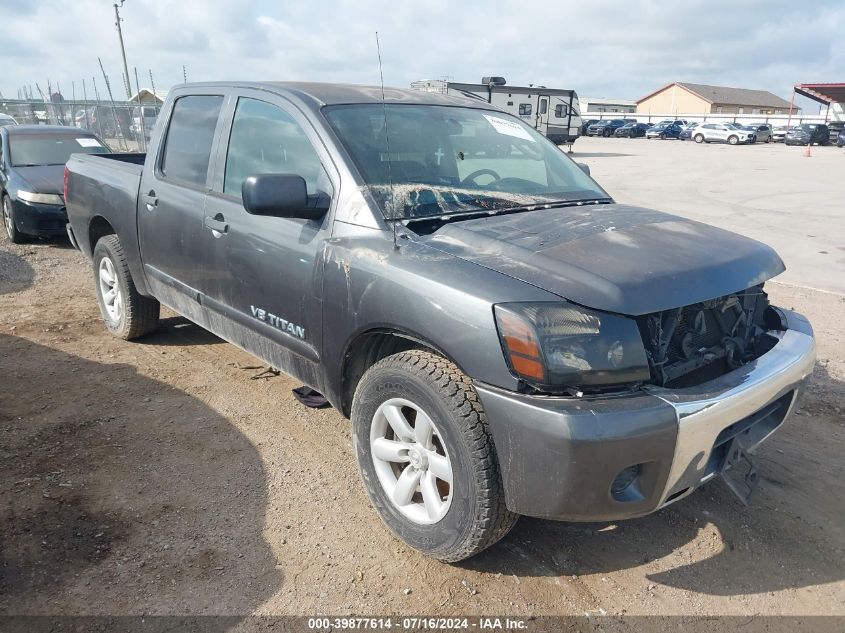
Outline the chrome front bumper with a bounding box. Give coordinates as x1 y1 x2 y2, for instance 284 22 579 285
649 325 816 507
478 309 815 521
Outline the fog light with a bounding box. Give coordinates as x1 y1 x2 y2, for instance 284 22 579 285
611 464 641 501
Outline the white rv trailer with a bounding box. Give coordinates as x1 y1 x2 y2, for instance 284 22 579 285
444 78 582 146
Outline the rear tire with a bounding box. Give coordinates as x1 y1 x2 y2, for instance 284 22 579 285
3 195 26 244
351 350 518 562
93 235 160 340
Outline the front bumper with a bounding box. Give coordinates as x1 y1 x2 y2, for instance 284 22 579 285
476 310 815 521
11 198 68 237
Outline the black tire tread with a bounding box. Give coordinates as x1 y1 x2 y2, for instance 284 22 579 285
94 235 160 340
3 195 27 244
358 350 518 562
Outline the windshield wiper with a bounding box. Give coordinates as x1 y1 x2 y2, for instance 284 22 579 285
400 197 614 226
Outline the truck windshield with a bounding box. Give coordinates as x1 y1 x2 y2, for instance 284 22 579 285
10 134 110 167
323 104 606 220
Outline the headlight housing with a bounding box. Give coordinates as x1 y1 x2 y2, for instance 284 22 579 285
494 302 650 391
18 191 64 205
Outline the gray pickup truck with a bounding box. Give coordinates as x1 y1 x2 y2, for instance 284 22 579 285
65 82 815 562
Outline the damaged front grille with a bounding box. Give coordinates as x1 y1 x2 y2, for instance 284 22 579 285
636 285 774 388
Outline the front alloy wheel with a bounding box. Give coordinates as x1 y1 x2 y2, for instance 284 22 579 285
352 350 517 562
370 398 454 524
728 135 739 145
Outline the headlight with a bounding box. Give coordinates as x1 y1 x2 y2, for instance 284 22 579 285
18 191 64 205
494 303 650 391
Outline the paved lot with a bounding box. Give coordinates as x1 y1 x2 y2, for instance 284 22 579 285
573 136 845 294
1 137 843 623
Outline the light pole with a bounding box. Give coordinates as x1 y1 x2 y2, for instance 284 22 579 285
114 1 131 99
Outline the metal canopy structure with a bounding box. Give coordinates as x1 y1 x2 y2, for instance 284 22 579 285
794 83 845 105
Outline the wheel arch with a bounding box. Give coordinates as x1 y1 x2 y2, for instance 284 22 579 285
339 327 468 418
88 215 116 254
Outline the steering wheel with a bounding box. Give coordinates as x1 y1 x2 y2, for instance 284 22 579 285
461 168 501 187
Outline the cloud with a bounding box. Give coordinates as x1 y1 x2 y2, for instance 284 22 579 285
0 0 841 112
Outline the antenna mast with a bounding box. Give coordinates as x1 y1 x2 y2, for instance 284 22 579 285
375 32 399 250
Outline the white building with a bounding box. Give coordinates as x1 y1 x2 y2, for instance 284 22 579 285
580 97 636 114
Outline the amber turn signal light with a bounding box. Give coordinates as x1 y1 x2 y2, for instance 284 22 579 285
495 309 546 382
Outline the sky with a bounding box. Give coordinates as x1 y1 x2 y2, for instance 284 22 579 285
0 0 842 112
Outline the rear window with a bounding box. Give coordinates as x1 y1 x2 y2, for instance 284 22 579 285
160 95 224 186
9 134 109 166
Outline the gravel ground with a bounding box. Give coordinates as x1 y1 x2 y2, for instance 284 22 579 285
1 137 843 624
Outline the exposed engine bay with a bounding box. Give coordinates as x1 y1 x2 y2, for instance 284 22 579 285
636 284 777 388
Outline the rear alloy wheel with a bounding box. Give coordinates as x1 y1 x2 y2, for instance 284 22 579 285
3 196 26 244
728 135 739 145
694 134 704 143
93 235 160 340
352 350 517 562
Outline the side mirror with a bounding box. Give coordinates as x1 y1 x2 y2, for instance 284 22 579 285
577 162 591 176
242 174 327 220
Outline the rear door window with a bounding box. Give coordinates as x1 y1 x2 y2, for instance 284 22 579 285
160 95 224 187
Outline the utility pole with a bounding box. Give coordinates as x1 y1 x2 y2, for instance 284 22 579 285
114 1 131 98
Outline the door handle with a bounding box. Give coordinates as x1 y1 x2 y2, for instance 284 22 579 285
142 190 158 211
204 215 229 237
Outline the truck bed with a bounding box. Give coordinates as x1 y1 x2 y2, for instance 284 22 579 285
92 152 147 166
65 152 147 293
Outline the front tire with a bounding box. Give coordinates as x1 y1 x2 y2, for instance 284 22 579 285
3 196 26 244
93 235 160 340
728 135 739 145
351 350 517 562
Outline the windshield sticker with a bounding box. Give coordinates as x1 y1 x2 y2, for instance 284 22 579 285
483 115 535 142
76 138 102 148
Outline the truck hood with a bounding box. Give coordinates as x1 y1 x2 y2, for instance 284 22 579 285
417 203 784 315
14 165 66 195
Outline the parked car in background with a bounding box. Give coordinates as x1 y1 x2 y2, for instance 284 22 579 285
692 123 755 145
587 119 630 137
645 123 682 139
614 122 649 138
131 105 159 140
742 124 773 143
0 114 18 127
679 122 701 141
837 129 845 147
581 119 599 135
656 119 688 127
1 125 110 243
784 124 830 146
771 126 793 142
75 106 132 140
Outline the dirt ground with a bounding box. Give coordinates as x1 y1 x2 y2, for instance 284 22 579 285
1 238 843 621
1 190 844 620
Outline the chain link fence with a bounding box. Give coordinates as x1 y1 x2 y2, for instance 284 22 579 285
0 99 160 153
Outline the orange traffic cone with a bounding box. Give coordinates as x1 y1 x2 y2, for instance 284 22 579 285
804 143 812 157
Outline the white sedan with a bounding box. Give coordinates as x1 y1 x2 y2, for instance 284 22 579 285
692 123 756 145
